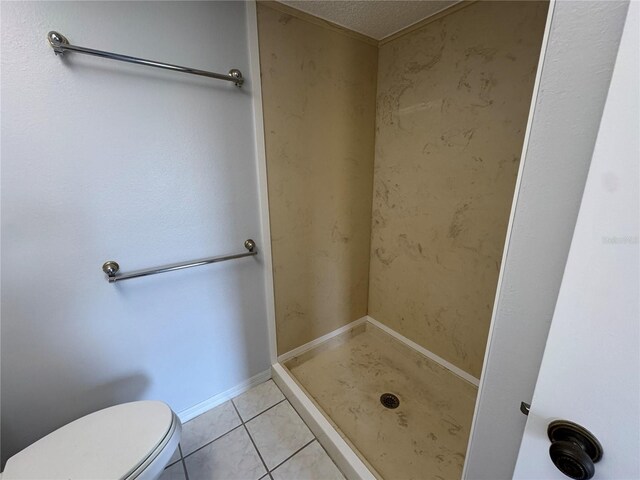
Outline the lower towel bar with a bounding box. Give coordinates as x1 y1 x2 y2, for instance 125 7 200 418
102 239 257 283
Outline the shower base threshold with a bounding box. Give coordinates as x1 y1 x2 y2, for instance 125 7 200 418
272 317 478 480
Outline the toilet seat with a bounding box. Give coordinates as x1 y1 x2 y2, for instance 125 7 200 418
2 401 181 480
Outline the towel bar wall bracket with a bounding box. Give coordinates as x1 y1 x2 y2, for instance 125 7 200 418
102 239 257 283
47 31 244 87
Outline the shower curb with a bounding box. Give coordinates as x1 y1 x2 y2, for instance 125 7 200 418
271 363 378 480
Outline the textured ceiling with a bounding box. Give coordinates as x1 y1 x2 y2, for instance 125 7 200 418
280 1 461 40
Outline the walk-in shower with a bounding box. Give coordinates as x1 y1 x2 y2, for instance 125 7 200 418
256 1 548 477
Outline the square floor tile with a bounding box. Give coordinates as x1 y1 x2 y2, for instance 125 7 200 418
167 445 181 466
180 401 241 456
184 426 267 480
233 380 285 421
159 461 187 480
245 401 314 470
271 441 344 480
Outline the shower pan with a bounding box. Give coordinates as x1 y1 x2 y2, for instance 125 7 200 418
282 320 476 479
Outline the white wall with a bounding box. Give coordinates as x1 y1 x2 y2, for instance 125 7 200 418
514 2 639 476
464 1 629 478
0 1 270 464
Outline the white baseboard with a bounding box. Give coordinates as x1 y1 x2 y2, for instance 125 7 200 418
366 316 480 387
277 316 368 363
271 363 377 480
177 369 271 423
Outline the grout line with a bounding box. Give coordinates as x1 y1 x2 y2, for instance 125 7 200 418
181 424 245 460
166 443 184 469
230 399 245 426
178 444 190 480
180 459 190 480
232 400 271 477
272 363 378 480
181 396 287 462
178 380 330 479
238 397 288 424
178 369 271 424
244 426 270 477
233 391 319 475
313 438 348 477
268 438 316 474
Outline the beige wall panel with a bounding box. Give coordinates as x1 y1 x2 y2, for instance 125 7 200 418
369 1 548 377
257 4 378 355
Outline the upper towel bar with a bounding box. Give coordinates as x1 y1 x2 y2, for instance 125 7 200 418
102 239 257 283
47 31 244 87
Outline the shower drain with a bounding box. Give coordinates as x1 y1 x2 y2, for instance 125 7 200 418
380 393 400 409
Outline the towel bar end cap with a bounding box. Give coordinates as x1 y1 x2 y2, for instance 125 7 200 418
244 239 256 252
102 260 120 278
229 69 244 87
48 31 69 54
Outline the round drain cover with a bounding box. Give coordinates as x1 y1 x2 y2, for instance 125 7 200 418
380 393 400 409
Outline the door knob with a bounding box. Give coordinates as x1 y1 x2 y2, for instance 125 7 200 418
547 420 603 480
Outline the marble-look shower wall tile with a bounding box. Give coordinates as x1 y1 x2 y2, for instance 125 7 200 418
369 1 548 377
257 4 378 355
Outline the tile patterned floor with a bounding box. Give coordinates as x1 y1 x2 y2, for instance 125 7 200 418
160 380 345 480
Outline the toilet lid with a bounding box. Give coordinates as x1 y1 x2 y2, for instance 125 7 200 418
3 401 174 480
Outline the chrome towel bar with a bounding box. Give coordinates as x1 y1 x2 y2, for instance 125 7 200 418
47 31 244 87
102 239 257 283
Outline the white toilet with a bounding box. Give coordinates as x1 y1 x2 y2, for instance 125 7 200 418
2 401 181 480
